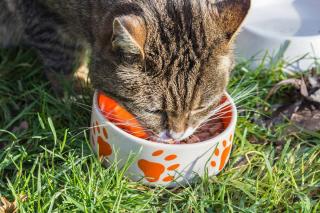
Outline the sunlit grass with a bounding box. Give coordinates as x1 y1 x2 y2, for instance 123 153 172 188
0 48 319 212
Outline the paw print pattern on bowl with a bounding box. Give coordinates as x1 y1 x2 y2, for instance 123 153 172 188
91 120 112 157
138 150 180 183
211 134 233 172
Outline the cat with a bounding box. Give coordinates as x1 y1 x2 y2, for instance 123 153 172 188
0 0 250 141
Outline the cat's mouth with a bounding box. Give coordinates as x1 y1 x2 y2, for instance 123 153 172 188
150 131 181 143
152 128 195 142
149 118 224 144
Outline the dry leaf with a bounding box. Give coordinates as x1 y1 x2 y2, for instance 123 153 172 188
266 101 301 128
266 78 302 100
233 156 248 167
307 89 320 104
300 77 309 97
12 121 29 133
266 68 320 132
308 75 319 88
266 68 320 104
291 108 320 131
308 67 320 88
0 195 27 213
248 135 267 145
309 187 320 199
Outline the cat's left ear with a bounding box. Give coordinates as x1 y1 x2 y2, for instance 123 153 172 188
213 0 251 43
112 15 146 57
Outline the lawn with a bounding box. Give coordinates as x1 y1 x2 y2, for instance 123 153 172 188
0 48 319 212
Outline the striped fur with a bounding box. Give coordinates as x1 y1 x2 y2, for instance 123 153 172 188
0 0 250 140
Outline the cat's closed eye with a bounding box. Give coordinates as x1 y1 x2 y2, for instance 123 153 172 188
115 51 142 64
144 109 163 114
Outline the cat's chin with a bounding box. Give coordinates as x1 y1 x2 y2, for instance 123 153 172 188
153 131 173 143
151 128 195 143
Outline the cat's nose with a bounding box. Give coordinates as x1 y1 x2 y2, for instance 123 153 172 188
166 114 194 140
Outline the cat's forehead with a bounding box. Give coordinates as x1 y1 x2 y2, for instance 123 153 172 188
144 1 225 42
142 1 229 73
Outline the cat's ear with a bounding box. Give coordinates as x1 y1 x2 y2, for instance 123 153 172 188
112 15 146 56
213 0 251 43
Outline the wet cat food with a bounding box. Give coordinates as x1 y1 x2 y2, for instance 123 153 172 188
180 118 224 144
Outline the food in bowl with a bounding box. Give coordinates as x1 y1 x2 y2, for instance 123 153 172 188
178 118 224 144
148 118 224 144
90 90 237 187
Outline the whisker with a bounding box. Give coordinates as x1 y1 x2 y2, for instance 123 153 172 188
72 102 93 109
99 109 154 123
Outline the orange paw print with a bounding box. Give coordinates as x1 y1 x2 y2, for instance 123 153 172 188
91 120 112 157
138 150 180 183
211 134 233 171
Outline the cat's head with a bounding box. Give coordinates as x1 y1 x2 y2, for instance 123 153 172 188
90 0 250 141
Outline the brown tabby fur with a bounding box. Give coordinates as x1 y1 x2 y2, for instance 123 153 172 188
0 0 250 140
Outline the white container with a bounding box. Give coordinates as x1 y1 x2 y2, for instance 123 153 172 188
90 91 237 188
236 0 320 70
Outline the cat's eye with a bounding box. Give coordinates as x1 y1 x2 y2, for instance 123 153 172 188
144 109 164 115
115 49 142 64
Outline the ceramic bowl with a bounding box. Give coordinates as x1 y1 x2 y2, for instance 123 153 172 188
236 0 320 70
90 91 237 187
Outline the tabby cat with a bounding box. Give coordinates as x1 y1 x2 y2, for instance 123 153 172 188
0 0 250 141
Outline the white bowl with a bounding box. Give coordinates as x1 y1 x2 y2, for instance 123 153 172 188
90 91 237 187
236 0 320 70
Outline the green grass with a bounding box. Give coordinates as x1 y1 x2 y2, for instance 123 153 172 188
0 47 319 212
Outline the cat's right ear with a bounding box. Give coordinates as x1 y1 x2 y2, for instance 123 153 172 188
112 15 146 57
212 0 251 43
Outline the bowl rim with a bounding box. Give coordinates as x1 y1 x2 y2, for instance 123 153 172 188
92 90 237 148
244 25 320 40
244 0 320 40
